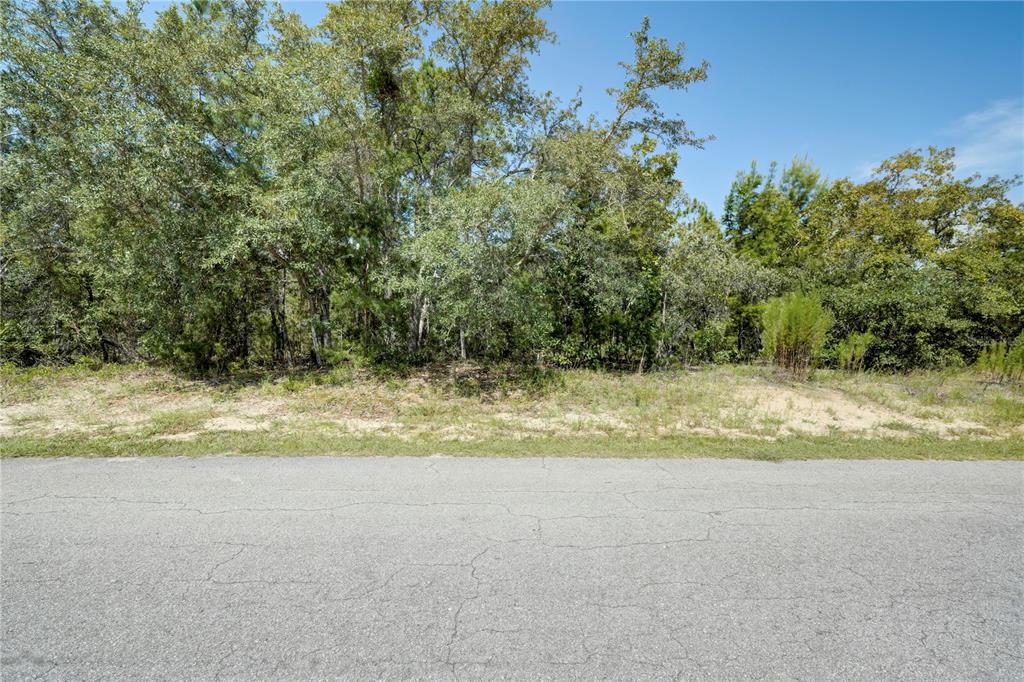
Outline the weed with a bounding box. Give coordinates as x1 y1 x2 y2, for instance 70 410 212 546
144 409 214 436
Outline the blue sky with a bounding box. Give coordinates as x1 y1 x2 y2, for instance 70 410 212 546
528 1 1024 208
145 1 1024 210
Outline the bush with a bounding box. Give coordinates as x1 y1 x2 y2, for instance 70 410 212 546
761 292 833 378
820 272 973 372
976 333 1024 384
837 331 874 372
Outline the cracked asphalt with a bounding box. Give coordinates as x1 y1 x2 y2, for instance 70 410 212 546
1 457 1021 681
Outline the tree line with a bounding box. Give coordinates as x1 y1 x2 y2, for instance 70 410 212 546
3 0 1022 373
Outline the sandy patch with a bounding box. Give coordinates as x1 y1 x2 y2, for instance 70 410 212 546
226 396 287 419
154 431 199 442
0 405 97 437
203 416 270 432
733 385 983 437
431 424 479 442
332 417 403 433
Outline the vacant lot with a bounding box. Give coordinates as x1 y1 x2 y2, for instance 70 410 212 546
1 363 1021 459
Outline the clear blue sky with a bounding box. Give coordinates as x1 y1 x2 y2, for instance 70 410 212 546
146 1 1024 210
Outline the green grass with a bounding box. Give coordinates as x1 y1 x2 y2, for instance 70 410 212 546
2 430 1021 460
990 396 1024 426
878 420 916 432
143 408 215 436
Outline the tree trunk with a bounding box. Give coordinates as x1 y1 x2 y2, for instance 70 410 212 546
418 298 429 347
408 299 420 355
655 290 668 363
305 283 331 367
270 273 290 366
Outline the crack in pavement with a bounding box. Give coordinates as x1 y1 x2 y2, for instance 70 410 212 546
3 457 1021 681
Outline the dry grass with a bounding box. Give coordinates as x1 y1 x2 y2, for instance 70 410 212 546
2 362 1021 458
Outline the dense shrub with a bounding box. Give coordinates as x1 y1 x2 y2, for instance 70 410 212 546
821 271 973 371
761 292 833 378
836 332 874 372
976 333 1024 384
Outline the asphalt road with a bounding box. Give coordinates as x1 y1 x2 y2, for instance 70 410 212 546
1 457 1021 681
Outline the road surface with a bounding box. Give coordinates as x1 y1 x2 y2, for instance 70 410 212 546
2 456 1022 680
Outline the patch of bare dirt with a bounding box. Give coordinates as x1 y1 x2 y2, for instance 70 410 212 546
331 417 403 433
154 431 199 442
203 416 270 432
733 384 984 438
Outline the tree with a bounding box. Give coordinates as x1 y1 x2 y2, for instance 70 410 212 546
537 19 710 368
798 147 1022 369
657 202 774 364
723 158 825 270
10 1 1018 376
404 178 570 361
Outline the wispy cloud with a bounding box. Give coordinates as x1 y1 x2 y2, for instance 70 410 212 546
854 99 1023 185
945 99 1024 176
853 160 878 181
